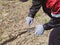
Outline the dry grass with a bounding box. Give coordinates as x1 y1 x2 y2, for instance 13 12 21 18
0 0 51 45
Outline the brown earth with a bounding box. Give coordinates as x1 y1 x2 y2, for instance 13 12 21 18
0 0 51 45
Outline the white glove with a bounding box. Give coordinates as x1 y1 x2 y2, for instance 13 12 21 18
35 24 44 36
26 16 33 25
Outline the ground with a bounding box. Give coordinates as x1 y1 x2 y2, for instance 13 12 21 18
0 0 51 45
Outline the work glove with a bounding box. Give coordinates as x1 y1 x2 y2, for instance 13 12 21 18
35 24 44 36
26 16 34 25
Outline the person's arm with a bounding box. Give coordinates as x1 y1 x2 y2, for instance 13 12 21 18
28 0 41 18
43 18 60 30
35 18 60 35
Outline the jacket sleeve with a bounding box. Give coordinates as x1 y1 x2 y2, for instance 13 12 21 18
28 0 41 18
43 18 60 30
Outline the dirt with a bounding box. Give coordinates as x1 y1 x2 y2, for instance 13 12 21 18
0 0 51 45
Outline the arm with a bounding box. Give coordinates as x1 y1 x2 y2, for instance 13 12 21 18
26 0 41 25
28 0 41 18
44 0 60 30
35 18 60 35
43 18 60 30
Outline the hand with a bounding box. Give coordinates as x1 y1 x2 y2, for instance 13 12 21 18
35 24 44 36
26 16 34 25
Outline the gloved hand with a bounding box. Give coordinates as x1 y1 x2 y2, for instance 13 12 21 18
35 24 44 36
26 16 34 25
